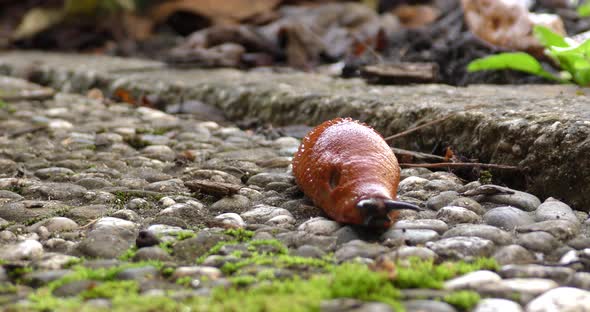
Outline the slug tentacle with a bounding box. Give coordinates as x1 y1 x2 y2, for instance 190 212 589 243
292 117 419 228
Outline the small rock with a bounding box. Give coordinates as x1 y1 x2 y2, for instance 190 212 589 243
297 217 341 235
24 270 72 288
28 217 78 233
111 209 140 222
241 204 293 224
436 206 481 225
478 188 541 212
493 245 536 265
214 213 246 228
516 220 580 241
133 247 173 262
335 240 388 262
0 240 43 261
478 278 558 303
516 232 560 253
386 246 438 261
484 207 535 230
116 266 159 281
426 236 495 260
535 198 578 224
444 270 502 290
398 176 430 194
265 214 296 227
568 272 590 290
403 300 457 312
500 264 574 284
449 197 486 215
426 191 459 210
442 224 512 245
526 287 590 312
473 298 523 312
393 219 449 234
293 245 327 258
381 228 440 246
210 195 250 214
247 173 293 187
34 167 74 180
142 145 175 162
172 266 222 280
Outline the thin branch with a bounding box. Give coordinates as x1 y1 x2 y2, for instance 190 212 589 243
384 114 455 142
399 162 519 170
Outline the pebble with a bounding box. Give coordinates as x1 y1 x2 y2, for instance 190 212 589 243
442 224 512 245
334 240 388 262
0 240 44 261
444 270 502 290
214 213 246 228
297 217 341 235
516 232 560 253
436 206 482 225
392 219 449 234
381 229 440 246
28 217 79 233
493 245 537 265
516 220 580 241
403 300 457 312
499 264 574 284
477 187 541 212
484 207 535 230
535 198 578 223
425 191 459 210
385 246 438 261
477 278 558 303
473 298 523 312
526 287 590 312
426 236 495 260
240 205 293 224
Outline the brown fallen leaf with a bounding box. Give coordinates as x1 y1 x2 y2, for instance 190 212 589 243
392 4 440 29
149 0 281 25
461 0 565 54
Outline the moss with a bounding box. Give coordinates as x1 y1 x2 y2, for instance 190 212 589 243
80 280 138 300
443 290 481 310
221 252 333 275
479 170 493 184
174 230 196 241
158 241 174 255
118 246 138 261
175 276 193 287
224 228 254 242
394 257 499 289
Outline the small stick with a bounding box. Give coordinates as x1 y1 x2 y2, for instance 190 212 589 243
384 114 455 142
399 162 519 170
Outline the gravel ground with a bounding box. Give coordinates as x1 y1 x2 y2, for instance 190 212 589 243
1 92 590 311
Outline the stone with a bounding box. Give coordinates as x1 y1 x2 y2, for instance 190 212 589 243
381 229 440 246
0 240 43 261
393 219 449 234
111 209 140 222
321 298 395 312
34 253 79 270
247 173 294 187
500 264 574 284
526 287 590 312
473 298 523 312
173 231 231 262
297 217 342 235
426 237 495 260
145 179 188 193
53 280 98 297
335 240 388 262
478 278 558 303
436 206 482 225
426 191 459 210
133 247 173 262
535 198 579 224
172 266 222 280
293 245 327 258
448 197 485 215
477 188 541 212
442 224 512 245
444 270 502 290
397 176 430 194
403 300 457 312
568 272 590 290
385 246 438 261
141 145 176 162
240 205 293 224
34 167 74 180
116 266 159 281
516 232 560 253
484 207 535 230
75 217 138 258
24 270 72 288
209 195 250 214
516 220 579 241
214 213 246 228
28 217 78 233
493 245 536 265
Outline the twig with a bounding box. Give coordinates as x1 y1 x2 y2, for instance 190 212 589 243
399 162 519 170
384 114 455 142
392 147 445 162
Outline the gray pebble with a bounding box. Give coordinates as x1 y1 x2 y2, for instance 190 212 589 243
442 224 512 245
0 240 43 261
493 245 536 265
385 246 438 261
210 195 250 214
381 229 440 246
335 240 388 262
393 219 449 234
297 217 341 235
516 220 580 241
473 298 523 312
436 206 482 225
426 236 495 260
214 213 246 228
426 191 459 210
444 270 502 290
526 287 590 312
241 204 293 224
133 247 173 262
500 264 574 284
403 300 457 312
477 187 541 212
516 232 560 253
448 197 485 215
484 207 535 230
293 245 326 259
535 198 578 224
477 278 558 303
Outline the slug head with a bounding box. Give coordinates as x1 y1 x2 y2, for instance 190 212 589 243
356 198 422 228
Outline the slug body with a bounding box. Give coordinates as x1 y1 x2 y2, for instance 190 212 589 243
293 118 419 228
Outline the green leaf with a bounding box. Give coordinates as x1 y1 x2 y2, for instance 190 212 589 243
533 25 569 48
467 52 560 81
579 1 590 17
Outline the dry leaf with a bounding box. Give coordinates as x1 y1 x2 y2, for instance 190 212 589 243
12 8 65 40
392 4 440 29
462 0 565 53
150 0 281 25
